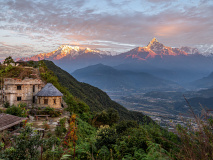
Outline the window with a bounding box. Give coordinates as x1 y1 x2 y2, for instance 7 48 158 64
39 98 40 104
5 85 8 90
17 85 21 90
17 97 21 101
33 96 35 103
44 99 48 105
33 85 35 92
53 99 56 104
5 96 7 101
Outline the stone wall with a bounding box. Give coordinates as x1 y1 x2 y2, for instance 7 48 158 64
3 78 44 106
37 96 62 109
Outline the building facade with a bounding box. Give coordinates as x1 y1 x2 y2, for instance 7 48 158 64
2 78 44 106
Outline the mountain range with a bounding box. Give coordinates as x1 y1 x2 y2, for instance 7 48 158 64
17 38 213 84
18 38 198 61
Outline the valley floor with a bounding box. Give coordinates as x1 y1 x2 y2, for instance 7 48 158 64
107 91 200 132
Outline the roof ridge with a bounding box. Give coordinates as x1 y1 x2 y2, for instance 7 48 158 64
36 83 63 97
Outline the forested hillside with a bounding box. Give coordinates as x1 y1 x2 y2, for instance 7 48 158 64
1 59 213 160
44 60 152 123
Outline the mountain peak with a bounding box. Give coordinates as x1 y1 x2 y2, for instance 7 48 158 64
147 38 160 47
150 37 158 44
147 37 164 52
59 45 80 52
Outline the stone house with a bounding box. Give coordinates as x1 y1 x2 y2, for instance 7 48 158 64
36 83 63 109
2 78 44 106
0 78 63 108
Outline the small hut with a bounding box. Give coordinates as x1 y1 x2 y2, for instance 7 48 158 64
36 83 63 108
0 113 27 132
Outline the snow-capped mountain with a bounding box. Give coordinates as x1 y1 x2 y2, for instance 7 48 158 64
16 45 110 61
15 38 213 82
196 44 213 56
117 38 190 61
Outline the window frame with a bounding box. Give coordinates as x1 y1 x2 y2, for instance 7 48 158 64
44 99 48 105
17 85 22 90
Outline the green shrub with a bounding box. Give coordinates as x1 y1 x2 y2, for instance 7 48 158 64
6 105 27 117
3 101 10 108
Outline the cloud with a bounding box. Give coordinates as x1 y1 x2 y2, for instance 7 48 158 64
0 0 213 59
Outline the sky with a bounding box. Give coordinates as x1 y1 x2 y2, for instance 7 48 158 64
0 0 213 60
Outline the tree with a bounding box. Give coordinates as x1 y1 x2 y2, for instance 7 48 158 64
95 125 117 150
64 114 78 158
3 56 14 65
0 124 43 160
93 108 120 127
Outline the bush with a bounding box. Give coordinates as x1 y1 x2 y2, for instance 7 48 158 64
92 108 120 127
6 105 27 117
96 125 117 150
43 121 50 130
55 125 66 137
3 102 10 108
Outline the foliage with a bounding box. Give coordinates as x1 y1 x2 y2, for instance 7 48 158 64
92 108 120 127
3 101 10 108
5 104 28 117
55 125 66 137
59 117 66 127
96 125 117 150
36 106 62 117
0 62 34 79
42 136 63 160
43 146 64 160
0 125 42 160
64 114 78 158
115 120 138 135
43 121 50 130
175 114 213 159
28 60 39 68
55 117 67 135
3 56 14 65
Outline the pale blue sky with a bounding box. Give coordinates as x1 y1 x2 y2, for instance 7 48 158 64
0 0 213 60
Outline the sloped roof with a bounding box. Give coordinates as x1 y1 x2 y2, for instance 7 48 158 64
0 113 27 131
36 83 63 97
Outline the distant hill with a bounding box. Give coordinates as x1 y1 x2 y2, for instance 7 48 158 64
188 72 213 89
197 88 213 98
43 60 153 123
72 63 182 92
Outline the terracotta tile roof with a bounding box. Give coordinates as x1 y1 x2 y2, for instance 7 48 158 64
0 113 27 131
36 83 63 97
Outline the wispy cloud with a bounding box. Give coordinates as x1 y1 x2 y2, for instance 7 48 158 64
0 0 213 60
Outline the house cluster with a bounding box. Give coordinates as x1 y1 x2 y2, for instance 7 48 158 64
0 58 65 133
0 77 63 109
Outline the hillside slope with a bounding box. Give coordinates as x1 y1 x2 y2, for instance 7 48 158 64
44 60 152 123
188 72 213 89
72 63 181 92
